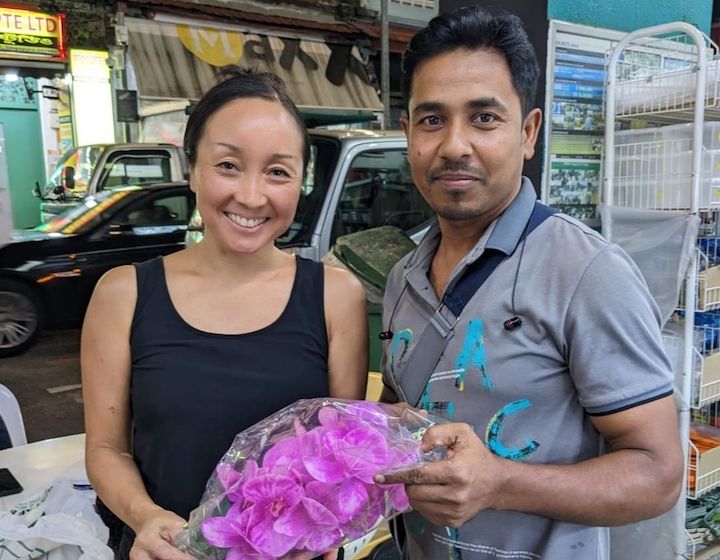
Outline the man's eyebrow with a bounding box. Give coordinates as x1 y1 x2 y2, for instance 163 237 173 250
466 97 508 112
411 97 509 115
411 101 446 115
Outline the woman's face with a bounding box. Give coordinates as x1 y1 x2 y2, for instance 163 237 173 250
189 97 305 255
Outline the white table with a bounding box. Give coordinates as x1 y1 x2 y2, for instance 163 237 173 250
0 433 86 510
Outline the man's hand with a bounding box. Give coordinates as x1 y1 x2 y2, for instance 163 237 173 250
374 422 503 527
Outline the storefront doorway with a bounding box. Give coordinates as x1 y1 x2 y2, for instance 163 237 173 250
0 79 44 228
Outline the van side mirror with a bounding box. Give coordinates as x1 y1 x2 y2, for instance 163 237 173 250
33 180 41 199
62 166 75 190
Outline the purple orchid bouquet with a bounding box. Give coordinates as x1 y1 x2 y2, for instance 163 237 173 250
175 398 443 560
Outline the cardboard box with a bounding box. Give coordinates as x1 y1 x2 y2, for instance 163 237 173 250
693 443 720 496
699 265 720 310
701 352 720 405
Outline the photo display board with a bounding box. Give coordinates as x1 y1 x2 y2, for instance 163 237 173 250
543 21 702 225
542 21 624 227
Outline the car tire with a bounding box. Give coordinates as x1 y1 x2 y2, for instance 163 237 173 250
0 279 42 358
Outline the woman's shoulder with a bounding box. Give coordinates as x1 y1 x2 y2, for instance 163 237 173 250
95 264 137 296
321 262 360 287
86 265 138 322
321 262 364 306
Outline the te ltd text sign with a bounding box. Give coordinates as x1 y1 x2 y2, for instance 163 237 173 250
0 7 65 60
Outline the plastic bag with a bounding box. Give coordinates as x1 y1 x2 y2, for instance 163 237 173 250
175 398 444 560
0 477 113 559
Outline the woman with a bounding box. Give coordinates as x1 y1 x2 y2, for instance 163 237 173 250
82 70 368 560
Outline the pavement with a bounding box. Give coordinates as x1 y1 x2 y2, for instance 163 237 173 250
0 329 84 442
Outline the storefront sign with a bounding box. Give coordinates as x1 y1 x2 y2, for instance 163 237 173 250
126 17 383 113
175 24 370 87
0 7 65 60
41 85 58 99
69 49 115 145
115 89 138 122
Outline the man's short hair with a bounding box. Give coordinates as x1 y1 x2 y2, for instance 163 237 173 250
402 6 540 117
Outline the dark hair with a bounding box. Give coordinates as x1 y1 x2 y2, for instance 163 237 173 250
183 68 310 172
402 6 539 117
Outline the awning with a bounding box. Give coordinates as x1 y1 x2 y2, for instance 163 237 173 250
126 17 383 119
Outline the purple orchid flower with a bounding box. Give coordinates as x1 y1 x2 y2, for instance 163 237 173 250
215 458 261 503
262 436 312 483
215 464 244 504
196 400 426 560
305 479 369 524
318 402 388 431
321 425 391 483
202 503 269 560
241 473 309 557
274 496 342 553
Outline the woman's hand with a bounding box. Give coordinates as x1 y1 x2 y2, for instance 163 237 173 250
130 508 195 560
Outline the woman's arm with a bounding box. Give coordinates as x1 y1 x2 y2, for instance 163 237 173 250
82 265 192 560
323 265 368 400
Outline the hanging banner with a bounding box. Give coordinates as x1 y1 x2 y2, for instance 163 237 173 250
126 17 383 113
0 6 65 60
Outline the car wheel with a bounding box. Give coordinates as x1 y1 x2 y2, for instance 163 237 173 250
0 280 42 358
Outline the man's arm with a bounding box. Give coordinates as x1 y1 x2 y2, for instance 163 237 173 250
376 395 682 527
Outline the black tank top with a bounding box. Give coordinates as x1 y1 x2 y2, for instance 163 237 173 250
119 255 329 555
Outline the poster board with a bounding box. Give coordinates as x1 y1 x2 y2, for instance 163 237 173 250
543 21 702 226
542 21 625 228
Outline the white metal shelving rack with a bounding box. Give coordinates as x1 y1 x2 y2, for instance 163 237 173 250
604 22 720 560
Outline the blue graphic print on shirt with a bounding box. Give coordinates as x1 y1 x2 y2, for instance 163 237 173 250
456 319 493 391
485 399 540 461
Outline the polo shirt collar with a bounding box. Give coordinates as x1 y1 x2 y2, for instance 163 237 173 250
467 176 537 261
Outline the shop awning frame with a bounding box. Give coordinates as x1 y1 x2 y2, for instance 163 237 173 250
126 17 383 119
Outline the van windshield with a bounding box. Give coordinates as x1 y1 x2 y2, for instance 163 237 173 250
43 146 104 200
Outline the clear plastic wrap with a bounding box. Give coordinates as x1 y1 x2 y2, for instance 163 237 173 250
175 399 444 560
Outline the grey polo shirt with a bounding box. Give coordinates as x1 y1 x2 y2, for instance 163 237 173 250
382 178 674 560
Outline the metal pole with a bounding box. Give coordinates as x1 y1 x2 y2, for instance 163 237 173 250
380 0 390 129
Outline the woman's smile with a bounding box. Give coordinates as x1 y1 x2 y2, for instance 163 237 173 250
224 212 269 229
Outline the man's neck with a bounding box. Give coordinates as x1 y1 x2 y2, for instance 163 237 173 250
427 179 526 297
429 221 490 298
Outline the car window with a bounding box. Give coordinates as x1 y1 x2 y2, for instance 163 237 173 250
111 192 191 233
99 154 172 190
276 137 340 247
34 189 137 234
331 149 433 245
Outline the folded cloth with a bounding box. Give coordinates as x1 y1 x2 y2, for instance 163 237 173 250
0 477 113 559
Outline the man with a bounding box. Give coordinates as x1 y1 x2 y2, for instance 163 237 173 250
375 6 683 559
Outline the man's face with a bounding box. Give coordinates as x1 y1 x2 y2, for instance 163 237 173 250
401 48 541 228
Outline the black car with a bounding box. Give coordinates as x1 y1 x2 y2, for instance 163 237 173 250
0 182 195 357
